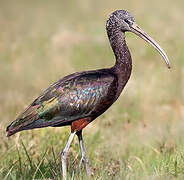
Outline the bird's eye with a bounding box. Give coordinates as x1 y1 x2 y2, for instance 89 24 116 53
124 19 130 24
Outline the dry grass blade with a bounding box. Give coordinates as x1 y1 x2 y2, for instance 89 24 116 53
21 141 33 169
32 150 47 179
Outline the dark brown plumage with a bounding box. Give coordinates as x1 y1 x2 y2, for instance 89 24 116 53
6 10 170 179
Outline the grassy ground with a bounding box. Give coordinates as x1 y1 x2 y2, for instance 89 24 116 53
0 0 184 179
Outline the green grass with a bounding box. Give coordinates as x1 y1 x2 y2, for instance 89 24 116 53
0 0 184 179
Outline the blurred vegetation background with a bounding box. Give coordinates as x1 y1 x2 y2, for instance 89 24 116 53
0 0 183 179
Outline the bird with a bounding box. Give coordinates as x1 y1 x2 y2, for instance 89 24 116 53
6 10 170 179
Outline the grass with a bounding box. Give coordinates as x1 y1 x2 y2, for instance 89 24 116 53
0 0 184 179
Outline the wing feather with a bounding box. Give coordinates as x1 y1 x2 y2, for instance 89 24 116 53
7 71 116 136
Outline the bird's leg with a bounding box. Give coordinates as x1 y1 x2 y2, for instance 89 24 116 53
77 130 91 179
61 131 76 180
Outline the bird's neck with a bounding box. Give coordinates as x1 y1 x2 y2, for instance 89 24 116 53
107 28 132 88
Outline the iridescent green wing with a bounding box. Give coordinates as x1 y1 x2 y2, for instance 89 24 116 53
7 72 116 135
34 72 116 123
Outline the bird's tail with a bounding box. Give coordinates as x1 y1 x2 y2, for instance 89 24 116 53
6 105 39 137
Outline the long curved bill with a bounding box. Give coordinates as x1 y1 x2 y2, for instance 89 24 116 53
130 22 171 68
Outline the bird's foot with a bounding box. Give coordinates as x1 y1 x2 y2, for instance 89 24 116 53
79 156 91 179
79 156 86 167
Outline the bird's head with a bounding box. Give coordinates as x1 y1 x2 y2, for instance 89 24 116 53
107 10 171 68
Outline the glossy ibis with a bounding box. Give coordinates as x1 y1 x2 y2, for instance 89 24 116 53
6 10 170 179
